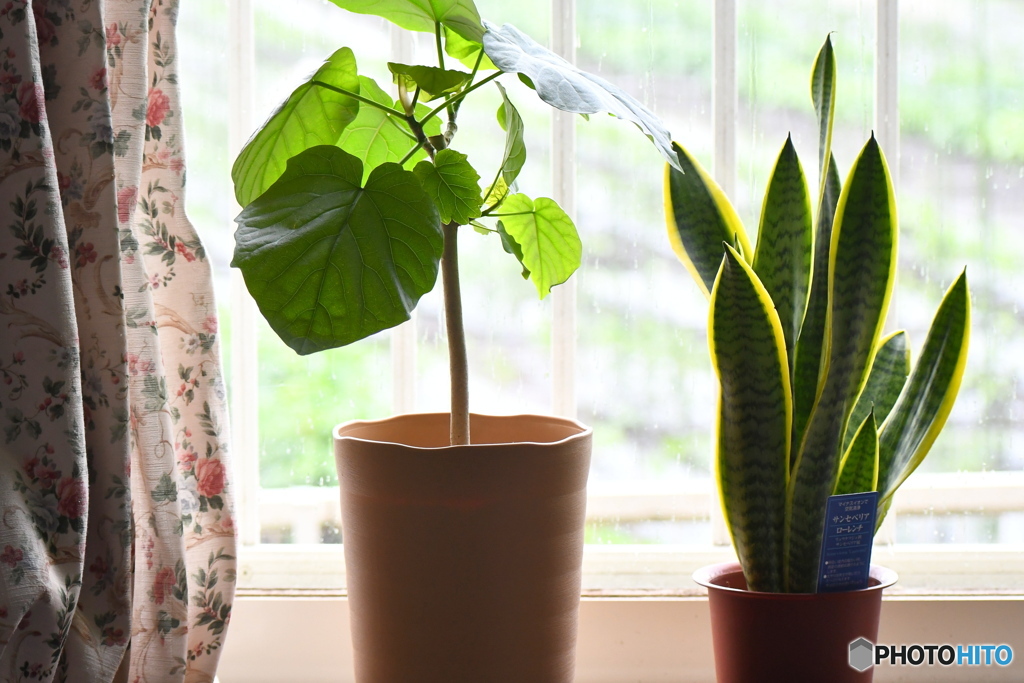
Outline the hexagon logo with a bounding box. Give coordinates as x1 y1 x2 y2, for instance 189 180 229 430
849 637 875 672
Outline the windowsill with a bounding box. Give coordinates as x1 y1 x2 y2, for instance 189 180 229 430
218 591 1024 683
237 542 1024 596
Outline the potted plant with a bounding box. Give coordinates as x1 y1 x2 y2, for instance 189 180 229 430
230 2 677 680
664 36 970 682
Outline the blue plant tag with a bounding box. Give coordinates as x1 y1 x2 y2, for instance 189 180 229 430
817 491 879 593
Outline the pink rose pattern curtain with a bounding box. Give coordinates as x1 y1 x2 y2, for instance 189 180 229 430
0 1 235 681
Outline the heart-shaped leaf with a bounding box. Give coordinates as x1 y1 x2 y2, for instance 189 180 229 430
495 194 580 298
232 145 443 355
388 63 471 101
338 76 424 182
482 21 679 170
494 83 526 187
328 0 484 42
232 47 360 206
444 26 497 70
496 221 529 279
413 149 483 225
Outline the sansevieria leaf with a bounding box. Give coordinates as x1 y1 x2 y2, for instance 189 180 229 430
834 410 879 496
664 143 752 298
877 272 970 506
709 245 790 593
842 330 910 455
232 146 443 355
811 34 837 202
328 0 485 41
496 194 580 298
481 21 679 169
752 134 813 377
791 153 841 458
232 47 360 206
786 135 897 593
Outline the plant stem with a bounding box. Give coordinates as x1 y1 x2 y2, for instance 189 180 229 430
421 72 502 126
441 221 470 445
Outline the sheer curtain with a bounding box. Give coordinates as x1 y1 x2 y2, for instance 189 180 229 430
0 1 235 681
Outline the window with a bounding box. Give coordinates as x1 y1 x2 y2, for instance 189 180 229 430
179 0 1024 596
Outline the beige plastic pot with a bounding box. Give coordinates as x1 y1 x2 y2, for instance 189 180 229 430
334 412 592 683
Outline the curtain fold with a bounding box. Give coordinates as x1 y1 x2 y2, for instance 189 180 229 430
0 1 235 681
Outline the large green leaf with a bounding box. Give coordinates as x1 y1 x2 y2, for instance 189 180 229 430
841 330 910 455
751 134 812 378
664 142 752 298
785 136 897 593
791 153 840 459
444 26 497 71
328 0 484 41
232 146 443 355
709 245 790 593
481 21 678 169
877 272 970 505
232 48 360 206
337 76 422 183
496 194 580 298
413 149 483 225
482 82 525 208
388 63 471 101
834 410 879 496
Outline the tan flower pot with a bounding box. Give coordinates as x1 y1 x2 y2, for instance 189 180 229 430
334 412 592 683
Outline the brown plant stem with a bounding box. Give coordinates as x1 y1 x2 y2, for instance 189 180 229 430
442 221 470 445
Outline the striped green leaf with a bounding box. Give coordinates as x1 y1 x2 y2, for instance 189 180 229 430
834 411 879 496
785 136 897 592
752 134 813 379
791 154 841 460
842 330 910 455
709 246 790 593
664 143 753 298
811 35 836 204
877 272 970 509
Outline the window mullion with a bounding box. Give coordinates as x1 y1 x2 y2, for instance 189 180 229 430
710 0 737 546
228 0 261 547
551 0 578 420
390 24 419 416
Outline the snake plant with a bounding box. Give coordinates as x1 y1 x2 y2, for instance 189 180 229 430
664 36 971 593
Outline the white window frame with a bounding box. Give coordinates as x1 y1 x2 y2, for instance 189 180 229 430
218 0 1024 678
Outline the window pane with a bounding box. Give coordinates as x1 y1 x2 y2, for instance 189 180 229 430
576 1 715 546
896 0 1024 543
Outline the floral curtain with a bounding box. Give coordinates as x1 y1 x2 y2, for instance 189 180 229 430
0 1 235 681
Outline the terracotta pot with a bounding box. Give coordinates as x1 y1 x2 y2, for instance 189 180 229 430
334 412 592 683
694 562 898 683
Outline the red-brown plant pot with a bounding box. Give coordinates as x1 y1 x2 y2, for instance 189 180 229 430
694 562 898 683
334 412 592 683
